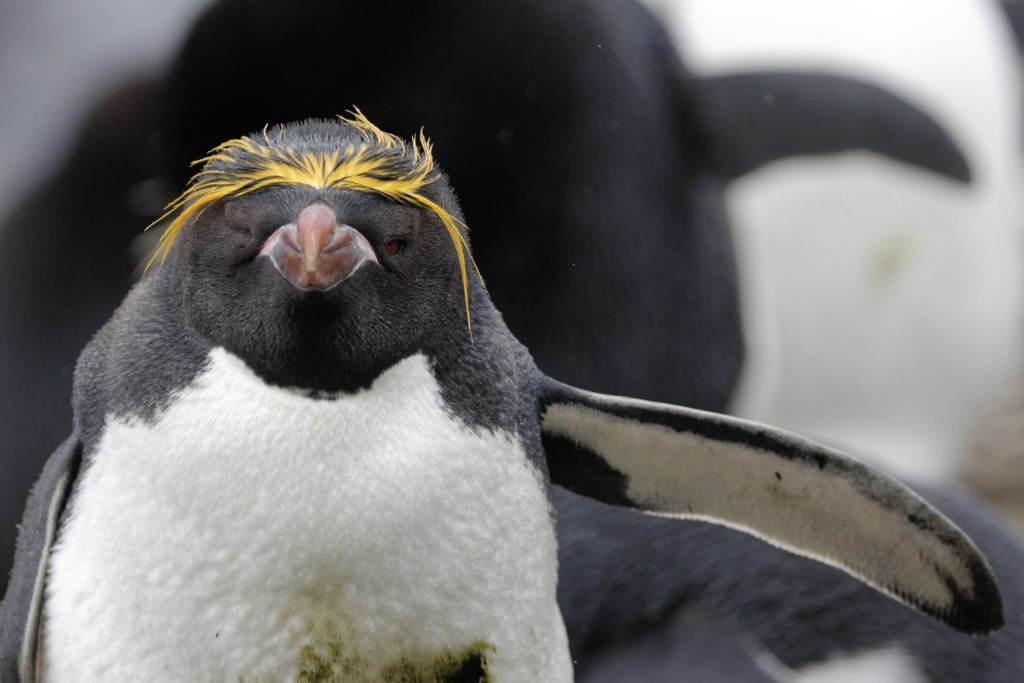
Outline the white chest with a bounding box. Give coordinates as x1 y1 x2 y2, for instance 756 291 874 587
41 349 571 682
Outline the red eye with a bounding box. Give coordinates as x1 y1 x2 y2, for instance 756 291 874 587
382 239 404 257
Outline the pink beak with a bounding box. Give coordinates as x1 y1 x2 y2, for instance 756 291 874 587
259 203 378 291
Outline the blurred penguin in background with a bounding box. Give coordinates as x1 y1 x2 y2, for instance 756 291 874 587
652 0 1024 484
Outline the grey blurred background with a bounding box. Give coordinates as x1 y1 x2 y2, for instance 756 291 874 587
0 0 208 215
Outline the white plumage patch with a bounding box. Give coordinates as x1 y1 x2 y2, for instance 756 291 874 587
789 646 927 683
41 349 570 681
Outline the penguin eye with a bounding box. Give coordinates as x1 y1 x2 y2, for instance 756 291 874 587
382 239 405 257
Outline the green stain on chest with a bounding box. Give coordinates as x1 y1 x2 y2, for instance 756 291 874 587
295 636 493 683
377 641 493 683
233 602 496 683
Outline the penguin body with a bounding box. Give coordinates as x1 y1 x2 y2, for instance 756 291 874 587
30 118 570 680
45 345 566 680
0 117 1006 681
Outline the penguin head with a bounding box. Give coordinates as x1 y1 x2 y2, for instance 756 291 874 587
154 116 479 393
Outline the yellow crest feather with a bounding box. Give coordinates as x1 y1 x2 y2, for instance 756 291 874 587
147 110 479 329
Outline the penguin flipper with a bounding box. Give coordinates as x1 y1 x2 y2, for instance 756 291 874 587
0 435 81 682
691 71 972 183
538 379 1002 635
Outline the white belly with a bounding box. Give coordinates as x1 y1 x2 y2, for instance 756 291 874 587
41 349 571 682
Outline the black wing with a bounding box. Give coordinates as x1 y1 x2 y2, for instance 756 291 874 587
539 378 1002 635
0 435 81 682
692 70 972 182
